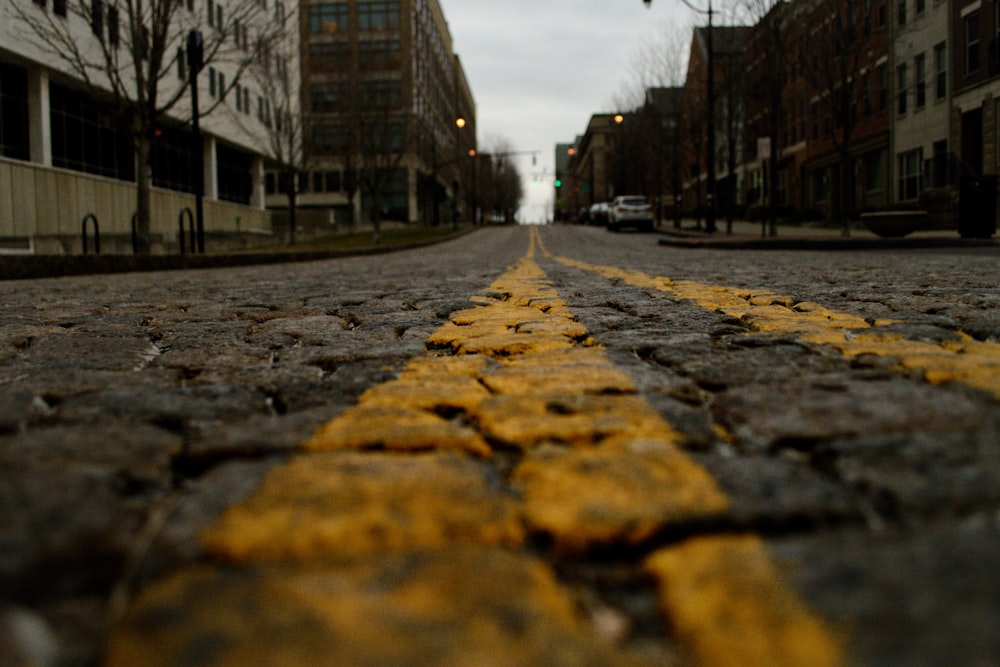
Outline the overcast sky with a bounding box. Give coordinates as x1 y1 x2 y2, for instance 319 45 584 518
439 0 693 222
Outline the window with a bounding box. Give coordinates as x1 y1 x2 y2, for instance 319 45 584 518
916 0 924 13
207 0 214 24
358 1 400 31
308 42 351 71
358 40 401 70
234 83 242 111
216 5 223 32
311 81 350 112
177 47 186 80
151 127 197 194
932 139 948 187
897 0 906 25
49 83 134 181
915 53 926 107
309 3 349 32
877 0 887 26
967 12 981 73
898 148 923 200
862 71 872 117
325 170 341 191
877 63 888 111
813 169 829 202
897 63 907 114
865 150 883 191
53 0 66 16
208 66 216 97
312 124 351 153
935 42 947 98
0 63 30 161
359 79 401 109
107 5 119 46
91 0 104 38
216 143 252 204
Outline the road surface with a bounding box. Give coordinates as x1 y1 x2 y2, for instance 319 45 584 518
2 225 998 666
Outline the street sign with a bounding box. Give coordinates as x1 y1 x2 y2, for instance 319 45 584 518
757 137 771 160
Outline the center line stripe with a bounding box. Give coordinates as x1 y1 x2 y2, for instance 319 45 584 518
108 226 843 667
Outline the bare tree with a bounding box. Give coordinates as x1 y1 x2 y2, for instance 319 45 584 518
743 0 786 237
241 5 302 245
802 0 880 236
610 19 690 112
358 108 411 245
8 0 276 253
481 136 524 224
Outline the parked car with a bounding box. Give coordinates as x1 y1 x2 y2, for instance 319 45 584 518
589 202 611 226
607 196 654 232
577 207 591 225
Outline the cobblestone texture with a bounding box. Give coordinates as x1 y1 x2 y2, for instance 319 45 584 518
1 225 998 666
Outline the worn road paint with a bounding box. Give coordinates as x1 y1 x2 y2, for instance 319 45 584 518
108 226 842 667
543 240 1000 399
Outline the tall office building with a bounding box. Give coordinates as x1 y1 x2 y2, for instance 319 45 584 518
288 0 477 226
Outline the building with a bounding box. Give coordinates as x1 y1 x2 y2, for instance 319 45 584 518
285 0 476 229
565 114 618 211
1 0 293 253
680 25 751 223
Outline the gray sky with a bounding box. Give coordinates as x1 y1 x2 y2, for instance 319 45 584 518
439 0 692 222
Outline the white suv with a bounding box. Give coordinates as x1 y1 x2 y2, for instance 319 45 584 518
607 196 654 232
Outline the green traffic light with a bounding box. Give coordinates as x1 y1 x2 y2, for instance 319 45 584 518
554 180 562 188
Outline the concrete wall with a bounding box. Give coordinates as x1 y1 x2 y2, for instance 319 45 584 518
0 157 272 254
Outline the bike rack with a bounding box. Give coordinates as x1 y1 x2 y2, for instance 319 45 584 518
81 213 100 255
178 207 196 254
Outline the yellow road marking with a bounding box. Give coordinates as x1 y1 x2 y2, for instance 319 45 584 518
646 535 844 667
542 240 1000 399
109 226 843 667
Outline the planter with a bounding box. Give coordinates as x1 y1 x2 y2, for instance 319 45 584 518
860 210 928 238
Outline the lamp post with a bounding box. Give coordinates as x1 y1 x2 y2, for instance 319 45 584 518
186 31 205 253
643 0 716 233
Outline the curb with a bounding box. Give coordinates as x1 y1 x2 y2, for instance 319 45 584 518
0 228 477 281
656 231 998 251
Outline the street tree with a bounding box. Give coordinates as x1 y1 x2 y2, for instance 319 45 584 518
8 0 277 253
742 0 788 237
481 136 524 224
801 0 880 236
240 4 302 245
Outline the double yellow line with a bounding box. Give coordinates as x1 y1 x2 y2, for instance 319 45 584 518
109 226 844 666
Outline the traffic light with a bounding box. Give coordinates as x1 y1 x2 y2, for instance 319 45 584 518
554 179 562 188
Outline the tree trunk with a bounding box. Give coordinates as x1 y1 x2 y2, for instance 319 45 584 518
839 152 853 237
287 180 297 245
134 134 153 255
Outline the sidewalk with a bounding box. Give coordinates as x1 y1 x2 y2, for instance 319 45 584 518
655 219 997 250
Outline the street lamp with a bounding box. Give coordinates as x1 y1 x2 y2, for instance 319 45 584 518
642 0 716 233
186 31 206 252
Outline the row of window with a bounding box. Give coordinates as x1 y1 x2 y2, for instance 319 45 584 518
1 72 254 203
897 43 948 115
310 122 403 154
308 1 400 34
308 40 402 72
311 79 402 113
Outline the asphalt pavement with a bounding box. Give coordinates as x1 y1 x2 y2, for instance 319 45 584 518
1 225 998 666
